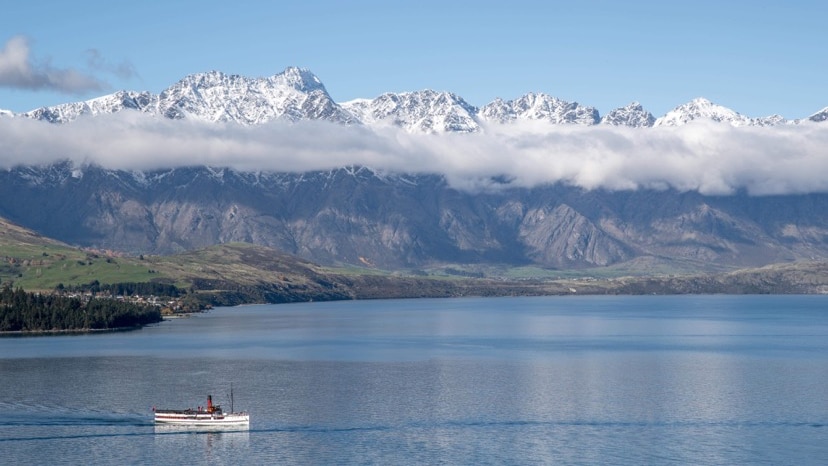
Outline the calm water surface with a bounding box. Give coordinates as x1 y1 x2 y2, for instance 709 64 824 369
1 295 827 464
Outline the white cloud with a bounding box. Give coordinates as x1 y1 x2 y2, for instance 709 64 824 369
0 36 109 93
2 112 828 196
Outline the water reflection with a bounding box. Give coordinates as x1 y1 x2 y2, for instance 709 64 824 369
153 426 250 458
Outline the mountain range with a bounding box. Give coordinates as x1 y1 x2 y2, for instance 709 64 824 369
1 162 827 272
3 67 827 132
1 67 828 273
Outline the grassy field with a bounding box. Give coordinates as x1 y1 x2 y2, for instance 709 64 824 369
0 218 165 291
0 221 361 294
0 244 160 291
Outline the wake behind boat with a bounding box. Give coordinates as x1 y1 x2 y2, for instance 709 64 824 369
154 394 249 427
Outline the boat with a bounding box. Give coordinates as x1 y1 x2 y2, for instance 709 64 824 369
154 393 249 427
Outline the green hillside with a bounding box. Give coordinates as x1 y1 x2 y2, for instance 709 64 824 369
0 219 577 303
0 218 160 290
3 217 828 305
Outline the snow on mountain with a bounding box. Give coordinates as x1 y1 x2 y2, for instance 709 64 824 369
654 98 748 127
10 67 826 131
21 91 157 123
809 106 828 123
341 90 479 133
157 67 356 124
0 109 12 118
752 114 789 126
600 102 655 127
20 67 355 125
479 93 599 125
653 98 789 127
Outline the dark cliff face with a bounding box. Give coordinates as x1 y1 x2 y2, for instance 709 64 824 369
1 163 827 270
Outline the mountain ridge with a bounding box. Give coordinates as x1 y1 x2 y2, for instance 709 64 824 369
7 67 827 131
2 162 828 272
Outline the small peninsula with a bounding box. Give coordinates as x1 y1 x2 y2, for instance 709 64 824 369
0 285 162 333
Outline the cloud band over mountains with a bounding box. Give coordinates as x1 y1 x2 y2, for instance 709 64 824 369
2 112 827 196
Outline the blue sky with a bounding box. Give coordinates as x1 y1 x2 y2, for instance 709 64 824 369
1 0 826 118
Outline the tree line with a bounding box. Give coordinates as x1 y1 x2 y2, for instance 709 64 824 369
57 280 183 297
0 285 162 332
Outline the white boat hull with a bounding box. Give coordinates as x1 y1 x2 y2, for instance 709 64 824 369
154 411 249 427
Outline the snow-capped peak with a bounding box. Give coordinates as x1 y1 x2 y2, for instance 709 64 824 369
652 97 789 127
341 89 479 133
809 106 828 123
156 67 354 124
600 102 655 127
753 114 788 126
10 68 824 131
654 98 751 127
275 66 326 92
20 90 157 123
479 93 599 125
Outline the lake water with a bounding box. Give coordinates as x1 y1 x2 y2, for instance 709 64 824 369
1 295 827 464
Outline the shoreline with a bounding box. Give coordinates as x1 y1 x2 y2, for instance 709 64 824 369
0 325 146 337
0 310 207 336
5 289 828 336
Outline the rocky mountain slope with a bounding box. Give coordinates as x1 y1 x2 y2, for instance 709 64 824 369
341 90 479 133
599 102 655 127
1 162 827 272
479 93 599 125
22 67 355 125
809 106 828 123
8 219 826 304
